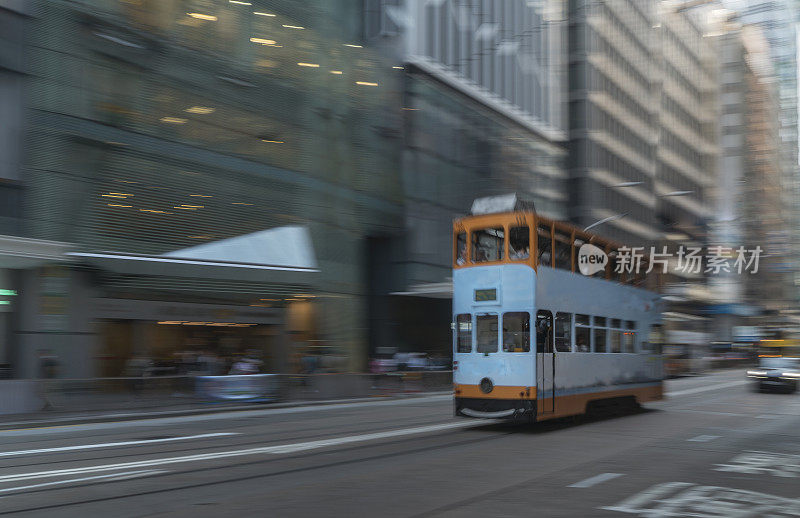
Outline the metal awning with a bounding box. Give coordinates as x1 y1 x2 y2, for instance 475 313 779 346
391 281 453 299
67 226 319 284
0 234 72 269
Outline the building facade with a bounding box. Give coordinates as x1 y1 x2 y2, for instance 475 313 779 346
364 0 569 355
2 0 409 376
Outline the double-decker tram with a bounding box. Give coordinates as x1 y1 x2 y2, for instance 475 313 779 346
452 195 664 421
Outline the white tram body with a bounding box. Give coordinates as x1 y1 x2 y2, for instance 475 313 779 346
453 195 663 421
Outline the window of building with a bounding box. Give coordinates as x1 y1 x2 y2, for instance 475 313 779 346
509 226 530 260
555 312 572 352
502 312 530 352
476 313 498 353
472 227 504 263
455 232 467 265
456 314 472 353
537 223 552 266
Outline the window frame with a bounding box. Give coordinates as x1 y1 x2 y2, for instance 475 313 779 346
502 311 531 353
455 313 472 353
475 312 499 354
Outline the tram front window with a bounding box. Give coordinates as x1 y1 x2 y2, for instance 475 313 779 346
476 313 499 353
472 227 504 263
502 312 530 352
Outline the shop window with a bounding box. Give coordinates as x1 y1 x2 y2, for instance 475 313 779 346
472 227 504 263
476 313 498 353
509 226 530 260
502 312 530 352
456 314 472 353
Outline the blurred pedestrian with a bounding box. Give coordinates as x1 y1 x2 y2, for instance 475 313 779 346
36 349 59 410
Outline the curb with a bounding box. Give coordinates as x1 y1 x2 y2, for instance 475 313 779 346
0 391 454 431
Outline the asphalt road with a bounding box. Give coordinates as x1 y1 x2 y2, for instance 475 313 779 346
0 369 798 517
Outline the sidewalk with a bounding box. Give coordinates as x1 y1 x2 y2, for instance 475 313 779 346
0 390 454 431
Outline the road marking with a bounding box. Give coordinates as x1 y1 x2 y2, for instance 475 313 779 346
0 395 455 437
569 473 623 488
0 470 167 494
665 380 748 397
0 421 485 484
687 435 720 442
0 433 239 458
755 414 782 419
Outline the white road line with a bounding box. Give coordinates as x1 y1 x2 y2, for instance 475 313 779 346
0 433 239 458
0 421 484 484
666 380 748 397
0 470 167 494
0 395 455 437
569 473 623 488
687 435 720 442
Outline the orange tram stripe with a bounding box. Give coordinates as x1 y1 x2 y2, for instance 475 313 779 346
454 384 663 421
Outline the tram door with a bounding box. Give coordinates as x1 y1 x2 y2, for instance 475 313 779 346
536 310 555 416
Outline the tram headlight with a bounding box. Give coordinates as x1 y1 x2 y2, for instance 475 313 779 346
480 377 494 394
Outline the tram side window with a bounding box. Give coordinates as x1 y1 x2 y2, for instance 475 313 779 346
455 232 467 265
555 312 572 352
537 224 552 266
594 316 607 353
575 314 590 352
456 314 472 353
472 228 504 263
502 312 530 352
535 311 553 353
623 331 636 353
553 229 572 270
509 226 530 260
610 329 622 353
475 313 498 353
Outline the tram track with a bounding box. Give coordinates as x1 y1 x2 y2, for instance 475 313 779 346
0 423 516 515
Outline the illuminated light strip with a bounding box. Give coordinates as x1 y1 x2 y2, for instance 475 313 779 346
185 106 215 114
107 204 132 208
102 195 129 199
392 66 404 69
108 192 133 196
229 0 251 5
190 194 213 198
297 62 319 68
344 44 362 48
173 206 197 210
250 37 276 45
187 13 217 21
66 253 320 272
355 81 378 86
139 209 172 214
180 205 204 208
261 139 285 144
253 11 275 17
160 117 188 124
232 202 254 205
282 24 304 29
330 70 343 75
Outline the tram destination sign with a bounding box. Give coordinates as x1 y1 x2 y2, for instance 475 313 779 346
474 288 497 302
